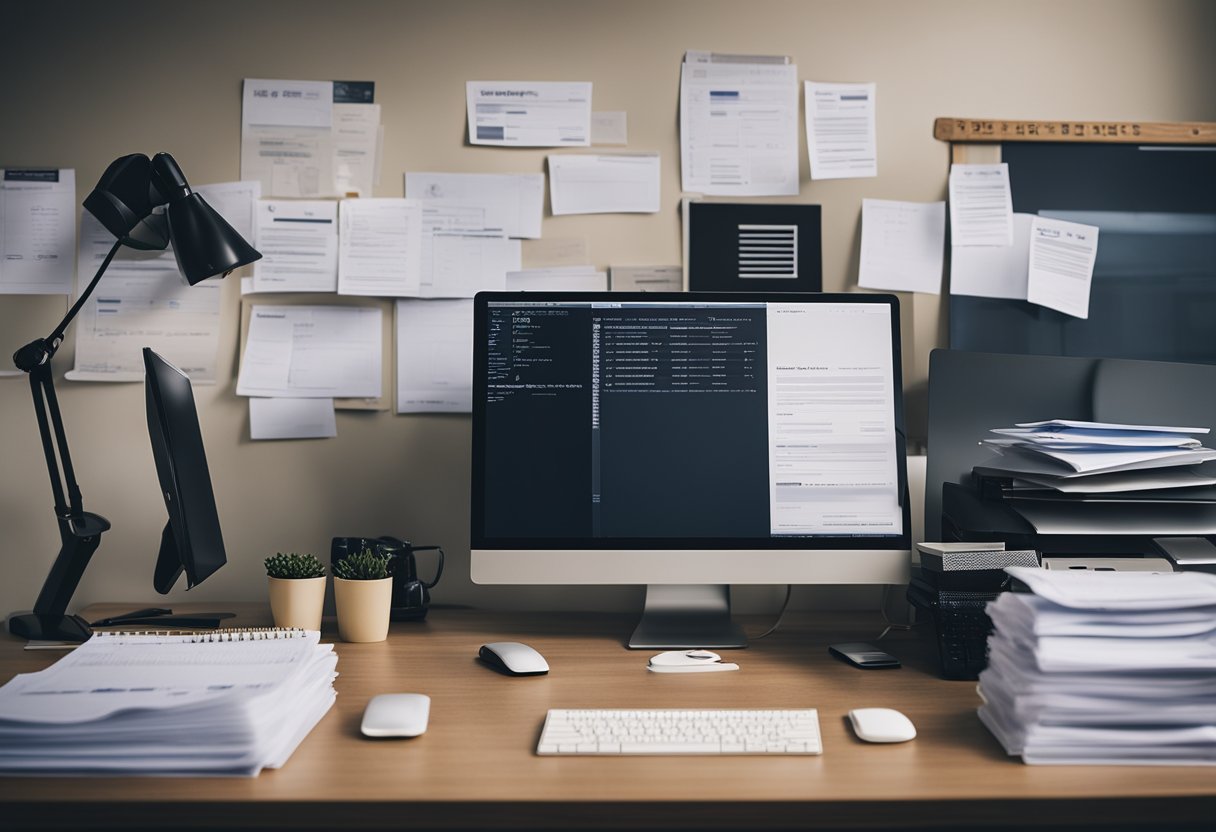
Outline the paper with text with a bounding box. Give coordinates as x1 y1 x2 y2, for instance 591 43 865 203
1027 216 1099 318
610 265 683 292
949 163 1014 246
241 79 335 198
858 199 944 293
467 81 591 147
0 169 75 295
950 213 1033 299
333 103 381 197
237 305 382 398
405 172 544 239
680 54 798 196
338 198 422 296
421 233 519 298
253 200 339 293
805 82 877 180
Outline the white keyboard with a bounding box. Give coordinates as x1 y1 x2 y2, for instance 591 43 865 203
537 708 822 755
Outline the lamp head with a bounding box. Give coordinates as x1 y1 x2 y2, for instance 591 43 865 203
83 152 261 284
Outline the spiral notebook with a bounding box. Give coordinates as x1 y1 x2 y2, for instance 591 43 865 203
0 628 338 776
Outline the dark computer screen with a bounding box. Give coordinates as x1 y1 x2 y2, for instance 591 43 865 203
143 348 226 592
471 293 910 550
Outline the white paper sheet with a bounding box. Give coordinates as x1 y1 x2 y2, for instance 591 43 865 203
337 198 422 297
949 163 1014 246
405 172 544 239
67 212 222 383
610 265 683 292
950 213 1033 299
506 267 607 291
0 168 75 294
858 199 945 293
249 397 336 440
680 52 798 196
591 111 628 145
395 299 473 413
333 103 381 197
236 305 382 398
466 81 591 147
241 79 335 198
253 200 339 293
548 153 660 215
522 237 589 268
1027 216 1100 319
804 82 877 180
1016 419 1209 435
420 233 519 298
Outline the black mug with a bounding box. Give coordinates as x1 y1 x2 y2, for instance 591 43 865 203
330 537 445 621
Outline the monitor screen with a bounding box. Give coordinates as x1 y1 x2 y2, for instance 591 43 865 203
472 293 910 571
144 348 226 593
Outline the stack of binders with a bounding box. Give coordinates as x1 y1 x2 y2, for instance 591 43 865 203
978 567 1216 765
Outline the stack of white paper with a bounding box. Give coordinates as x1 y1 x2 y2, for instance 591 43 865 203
0 630 337 776
978 567 1216 765
978 419 1216 485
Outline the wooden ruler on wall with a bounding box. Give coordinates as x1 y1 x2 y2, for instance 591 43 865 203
934 117 1216 144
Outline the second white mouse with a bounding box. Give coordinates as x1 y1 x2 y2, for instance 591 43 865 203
479 641 549 676
361 693 430 738
848 708 917 743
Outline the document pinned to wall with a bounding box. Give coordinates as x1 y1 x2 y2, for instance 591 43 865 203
506 267 607 291
0 168 76 295
249 397 337 440
949 163 1014 246
421 233 520 298
395 298 473 413
610 265 683 292
950 213 1033 299
858 199 945 294
338 198 422 297
241 78 336 198
548 153 660 215
253 200 339 293
68 213 222 383
680 51 799 196
591 111 628 146
237 304 382 399
333 102 381 197
466 81 592 147
804 82 877 180
1026 216 1100 319
405 172 544 239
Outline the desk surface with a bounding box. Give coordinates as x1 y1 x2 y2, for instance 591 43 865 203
1 604 1213 831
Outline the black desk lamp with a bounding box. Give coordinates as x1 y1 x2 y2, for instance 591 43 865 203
8 153 261 641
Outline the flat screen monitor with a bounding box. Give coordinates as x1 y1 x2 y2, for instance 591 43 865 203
471 293 911 648
144 348 226 593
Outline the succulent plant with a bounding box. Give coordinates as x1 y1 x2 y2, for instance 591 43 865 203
264 552 327 580
332 548 391 581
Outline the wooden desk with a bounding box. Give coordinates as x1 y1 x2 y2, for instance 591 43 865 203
1 605 1212 831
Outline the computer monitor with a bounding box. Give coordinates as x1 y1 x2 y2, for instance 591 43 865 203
471 292 912 648
144 348 226 593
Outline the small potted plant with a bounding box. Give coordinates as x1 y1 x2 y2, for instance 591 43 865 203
332 549 393 643
265 552 327 631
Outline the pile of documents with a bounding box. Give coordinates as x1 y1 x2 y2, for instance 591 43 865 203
0 630 337 776
978 567 1216 765
977 419 1216 494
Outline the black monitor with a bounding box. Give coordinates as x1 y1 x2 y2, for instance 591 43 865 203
471 292 912 648
143 348 226 593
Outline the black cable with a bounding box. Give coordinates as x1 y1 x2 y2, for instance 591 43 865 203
751 585 793 640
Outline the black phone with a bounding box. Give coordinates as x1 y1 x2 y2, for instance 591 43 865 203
828 642 901 669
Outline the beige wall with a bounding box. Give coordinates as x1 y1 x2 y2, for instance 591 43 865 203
2 0 1214 619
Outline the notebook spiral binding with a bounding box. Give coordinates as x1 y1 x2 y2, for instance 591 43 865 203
94 628 307 642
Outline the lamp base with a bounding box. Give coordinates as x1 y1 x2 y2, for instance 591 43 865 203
8 613 93 642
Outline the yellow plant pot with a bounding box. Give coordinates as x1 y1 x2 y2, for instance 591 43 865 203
333 577 393 643
267 575 326 631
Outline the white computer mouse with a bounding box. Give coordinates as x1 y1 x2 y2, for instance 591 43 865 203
848 708 917 743
361 693 430 738
479 641 549 676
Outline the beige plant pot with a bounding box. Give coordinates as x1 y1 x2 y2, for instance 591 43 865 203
333 577 393 643
267 575 327 631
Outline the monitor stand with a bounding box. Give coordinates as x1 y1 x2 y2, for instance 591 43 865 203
627 585 747 649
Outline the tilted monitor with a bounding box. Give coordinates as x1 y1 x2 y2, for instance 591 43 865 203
471 292 911 647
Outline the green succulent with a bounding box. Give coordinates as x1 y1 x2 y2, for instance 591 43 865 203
264 552 327 580
332 548 391 581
